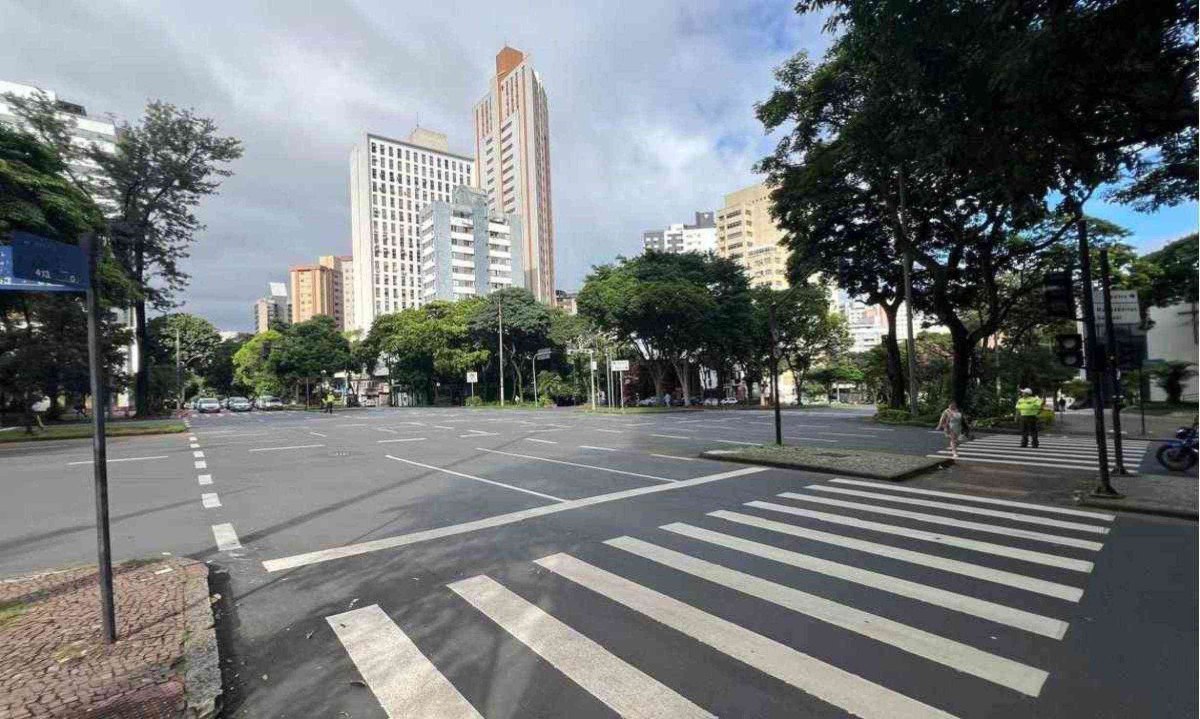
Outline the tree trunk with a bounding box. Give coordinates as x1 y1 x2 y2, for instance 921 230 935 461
950 328 972 408
647 361 666 399
883 305 906 409
671 359 690 402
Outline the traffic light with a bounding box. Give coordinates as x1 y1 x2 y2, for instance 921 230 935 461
1043 271 1075 319
1115 339 1145 370
1055 333 1085 369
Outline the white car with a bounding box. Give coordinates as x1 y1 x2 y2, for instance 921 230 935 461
196 397 221 413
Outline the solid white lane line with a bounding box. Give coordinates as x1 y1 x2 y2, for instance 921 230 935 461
745 501 1094 573
384 454 565 502
649 433 691 439
338 423 368 428
212 523 241 551
595 428 624 434
535 553 960 719
778 493 1105 551
432 425 455 430
194 461 207 469
247 444 325 452
475 447 676 483
261 467 767 572
524 437 558 444
929 454 1138 473
710 510 1083 601
375 427 399 434
67 455 170 466
579 445 618 452
827 478 1115 521
784 436 840 443
459 432 499 438
193 450 205 458
310 431 327 437
201 492 221 509
449 575 714 719
807 485 1110 535
649 454 697 462
327 605 482 719
605 536 1049 696
198 474 213 486
661 523 1069 638
377 437 428 444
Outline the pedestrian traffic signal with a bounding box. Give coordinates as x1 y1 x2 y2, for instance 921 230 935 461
1115 339 1144 370
1055 333 1085 368
1043 271 1075 319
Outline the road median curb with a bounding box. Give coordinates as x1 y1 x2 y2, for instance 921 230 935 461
700 445 950 481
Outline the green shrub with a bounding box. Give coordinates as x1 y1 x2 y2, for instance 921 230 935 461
464 396 483 407
874 408 912 423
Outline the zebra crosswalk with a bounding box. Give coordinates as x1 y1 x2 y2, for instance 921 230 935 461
325 477 1116 718
928 433 1149 472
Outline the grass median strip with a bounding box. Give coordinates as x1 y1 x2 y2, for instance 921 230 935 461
700 444 949 480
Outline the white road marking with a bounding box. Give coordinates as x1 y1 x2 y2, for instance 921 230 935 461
327 605 482 719
930 453 1139 473
384 454 565 502
806 485 1110 535
579 445 618 452
594 428 623 434
649 433 691 439
194 461 207 469
475 447 675 483
432 425 455 430
536 553 959 719
827 478 1116 521
710 439 760 446
212 523 242 551
449 575 714 719
661 523 1069 638
375 427 398 434
201 492 222 509
310 431 327 437
954 443 1146 461
247 443 326 452
710 510 1084 601
605 536 1049 696
154 567 174 575
262 467 767 572
649 453 697 461
965 439 1147 456
459 431 499 437
188 435 197 441
198 474 213 486
784 436 839 443
746 501 1094 572
524 438 558 444
193 450 205 458
67 455 169 466
189 443 200 449
377 437 428 444
778 492 1105 551
338 423 368 428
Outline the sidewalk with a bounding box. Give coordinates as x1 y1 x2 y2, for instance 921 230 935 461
0 558 220 719
1055 408 1193 440
1081 473 1199 519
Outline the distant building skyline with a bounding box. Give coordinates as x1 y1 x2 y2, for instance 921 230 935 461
419 186 522 303
253 282 289 334
642 211 716 254
716 182 789 290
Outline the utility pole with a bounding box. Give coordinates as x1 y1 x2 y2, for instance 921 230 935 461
605 349 612 409
82 233 116 643
1100 249 1127 474
175 324 182 411
589 348 596 411
1078 215 1121 498
498 300 505 407
769 302 783 446
531 354 538 406
896 170 920 416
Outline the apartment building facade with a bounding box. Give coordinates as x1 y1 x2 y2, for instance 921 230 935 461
254 282 289 334
642 211 716 254
317 254 352 330
716 182 789 290
419 186 523 303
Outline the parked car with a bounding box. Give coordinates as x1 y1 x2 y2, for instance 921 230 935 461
636 397 660 407
255 396 283 410
720 397 739 406
362 396 378 407
196 397 221 413
227 396 252 412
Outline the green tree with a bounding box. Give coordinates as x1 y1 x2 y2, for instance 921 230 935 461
232 330 284 397
752 283 851 406
269 315 351 405
470 288 552 401
204 333 252 396
1150 361 1197 405
144 312 221 408
361 301 488 404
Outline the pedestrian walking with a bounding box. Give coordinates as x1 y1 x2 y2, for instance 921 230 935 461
1015 388 1043 448
936 401 965 458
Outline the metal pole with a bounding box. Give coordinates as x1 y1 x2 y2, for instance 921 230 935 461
532 355 538 406
606 350 612 409
1078 217 1121 497
498 300 504 407
82 233 116 643
619 371 625 412
769 302 783 446
589 349 596 411
1100 249 1127 474
1139 361 1146 436
175 325 182 411
902 249 919 416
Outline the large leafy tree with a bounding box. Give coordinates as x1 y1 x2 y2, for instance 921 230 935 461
144 312 221 408
0 124 131 428
361 300 488 404
269 316 350 404
759 0 1196 409
469 288 552 401
232 330 284 397
204 333 252 396
752 284 852 406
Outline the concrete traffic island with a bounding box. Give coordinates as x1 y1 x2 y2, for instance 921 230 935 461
701 444 950 480
0 557 221 719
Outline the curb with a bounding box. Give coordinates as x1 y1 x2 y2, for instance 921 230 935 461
1078 497 1198 520
181 562 222 719
699 451 951 481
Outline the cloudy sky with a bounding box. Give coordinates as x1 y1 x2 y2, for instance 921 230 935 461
3 0 1195 331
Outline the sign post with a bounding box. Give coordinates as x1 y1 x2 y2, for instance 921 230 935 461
611 360 629 412
533 348 552 407
3 232 112 640
466 371 478 400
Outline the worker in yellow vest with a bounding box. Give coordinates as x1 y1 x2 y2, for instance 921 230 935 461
1015 388 1044 448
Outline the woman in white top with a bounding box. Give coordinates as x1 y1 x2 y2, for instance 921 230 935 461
937 401 965 458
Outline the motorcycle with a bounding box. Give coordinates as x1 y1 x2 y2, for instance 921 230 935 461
1155 422 1198 473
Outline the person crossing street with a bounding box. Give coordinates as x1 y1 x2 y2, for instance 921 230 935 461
324 390 336 414
1015 388 1043 448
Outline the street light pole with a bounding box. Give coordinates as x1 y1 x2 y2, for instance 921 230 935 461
175 324 182 411
769 301 783 446
498 299 505 407
1100 249 1127 474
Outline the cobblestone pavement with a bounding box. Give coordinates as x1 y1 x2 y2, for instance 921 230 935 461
0 557 216 719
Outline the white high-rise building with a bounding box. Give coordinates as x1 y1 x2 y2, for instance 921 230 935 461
473 46 555 304
419 186 523 303
642 211 716 254
349 128 474 332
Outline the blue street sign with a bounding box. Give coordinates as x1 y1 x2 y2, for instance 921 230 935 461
0 232 89 292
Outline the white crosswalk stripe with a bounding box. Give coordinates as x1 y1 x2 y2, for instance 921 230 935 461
930 433 1148 472
325 481 1113 718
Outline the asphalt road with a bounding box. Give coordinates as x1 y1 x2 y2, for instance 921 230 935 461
1 406 1195 718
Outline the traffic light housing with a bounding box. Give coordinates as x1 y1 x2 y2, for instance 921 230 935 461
1115 339 1144 370
1043 271 1075 319
1055 333 1085 369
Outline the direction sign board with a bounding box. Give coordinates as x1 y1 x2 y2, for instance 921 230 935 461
0 246 85 293
466 371 478 384
535 348 552 360
9 232 87 287
1092 289 1140 325
611 359 630 372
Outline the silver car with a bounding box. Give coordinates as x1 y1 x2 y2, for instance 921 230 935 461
196 397 221 413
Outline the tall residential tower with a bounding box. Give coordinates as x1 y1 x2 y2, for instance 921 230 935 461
473 46 555 304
